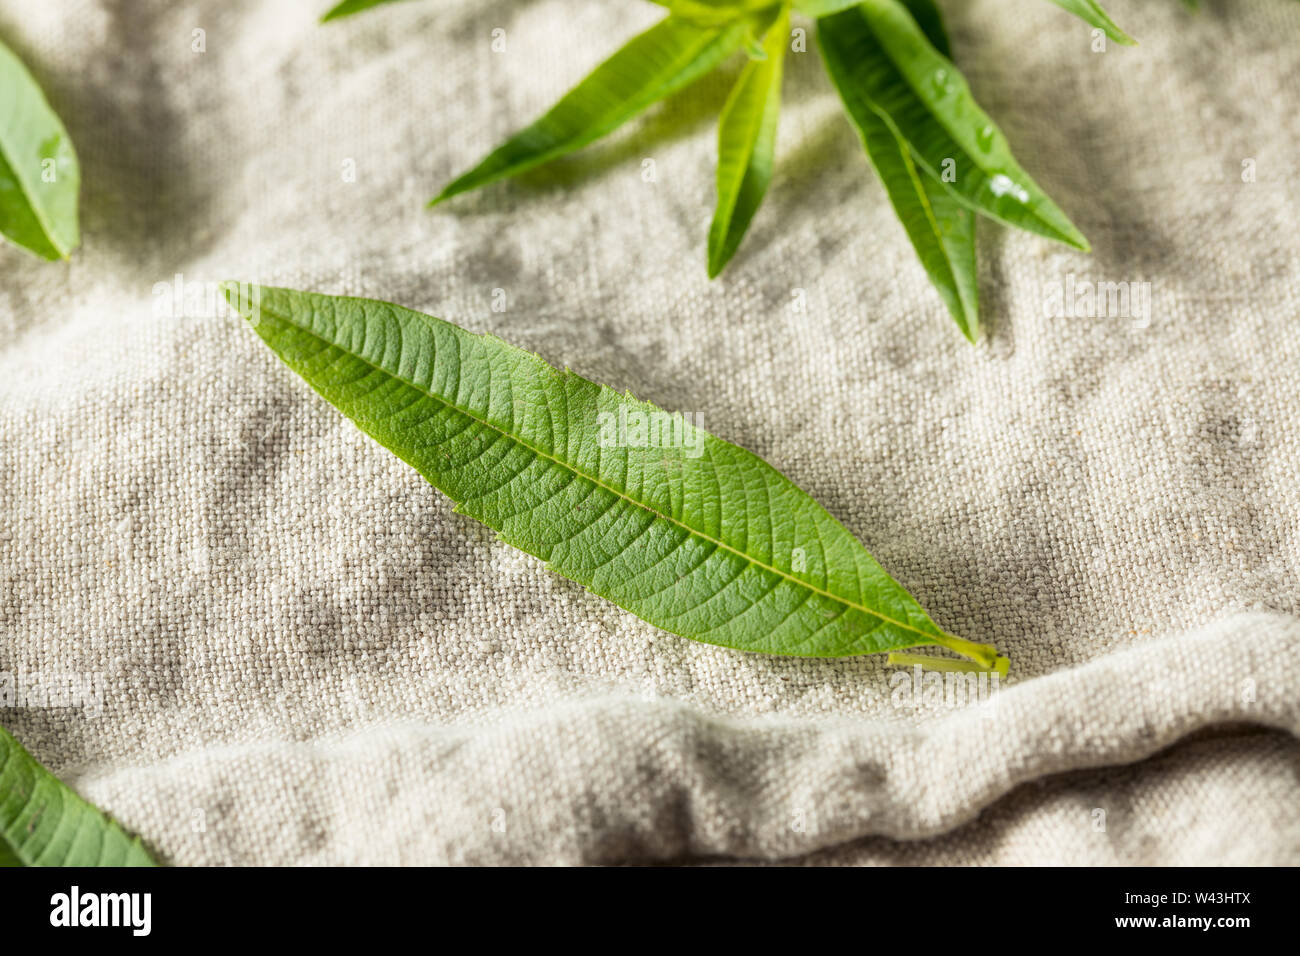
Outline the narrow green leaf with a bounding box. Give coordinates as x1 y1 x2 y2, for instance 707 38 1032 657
708 5 789 277
0 725 156 866
0 35 80 261
1043 0 1136 45
430 15 752 207
223 283 1008 671
320 0 414 23
820 0 978 339
820 1 1089 251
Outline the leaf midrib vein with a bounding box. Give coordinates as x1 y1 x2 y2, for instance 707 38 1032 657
266 302 948 646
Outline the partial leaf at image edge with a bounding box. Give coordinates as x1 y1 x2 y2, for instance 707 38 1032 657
829 0 1089 251
430 14 754 207
0 35 80 261
708 5 789 277
320 0 416 22
0 725 156 866
819 0 979 340
1043 0 1136 45
223 283 1008 672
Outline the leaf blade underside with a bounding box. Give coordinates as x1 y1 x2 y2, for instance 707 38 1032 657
224 284 1004 669
0 35 80 260
0 725 156 866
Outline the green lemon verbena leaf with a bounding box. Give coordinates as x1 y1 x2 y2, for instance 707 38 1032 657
430 14 756 208
223 283 1008 671
0 725 155 866
820 0 978 340
708 5 789 277
0 35 80 261
821 0 1089 251
1043 0 1136 45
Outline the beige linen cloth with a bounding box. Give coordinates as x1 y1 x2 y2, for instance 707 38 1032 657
1 0 1297 865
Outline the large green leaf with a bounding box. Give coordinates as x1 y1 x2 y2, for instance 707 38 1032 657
820 0 978 340
0 35 80 261
708 5 788 277
224 284 1007 671
0 725 155 866
820 0 1089 250
430 15 754 207
1044 0 1135 45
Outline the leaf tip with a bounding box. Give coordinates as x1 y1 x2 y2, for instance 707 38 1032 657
705 237 732 279
1056 225 1091 254
219 280 264 323
429 175 476 209
1112 25 1139 46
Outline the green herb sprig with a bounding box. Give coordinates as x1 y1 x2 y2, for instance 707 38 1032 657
324 0 1138 340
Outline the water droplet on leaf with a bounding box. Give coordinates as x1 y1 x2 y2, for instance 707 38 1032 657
988 174 1030 204
930 68 955 97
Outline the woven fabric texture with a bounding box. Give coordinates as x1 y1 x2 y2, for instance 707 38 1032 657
0 0 1297 864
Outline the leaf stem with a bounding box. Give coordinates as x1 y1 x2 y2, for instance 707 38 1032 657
895 632 1010 675
887 651 1009 676
929 632 997 665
